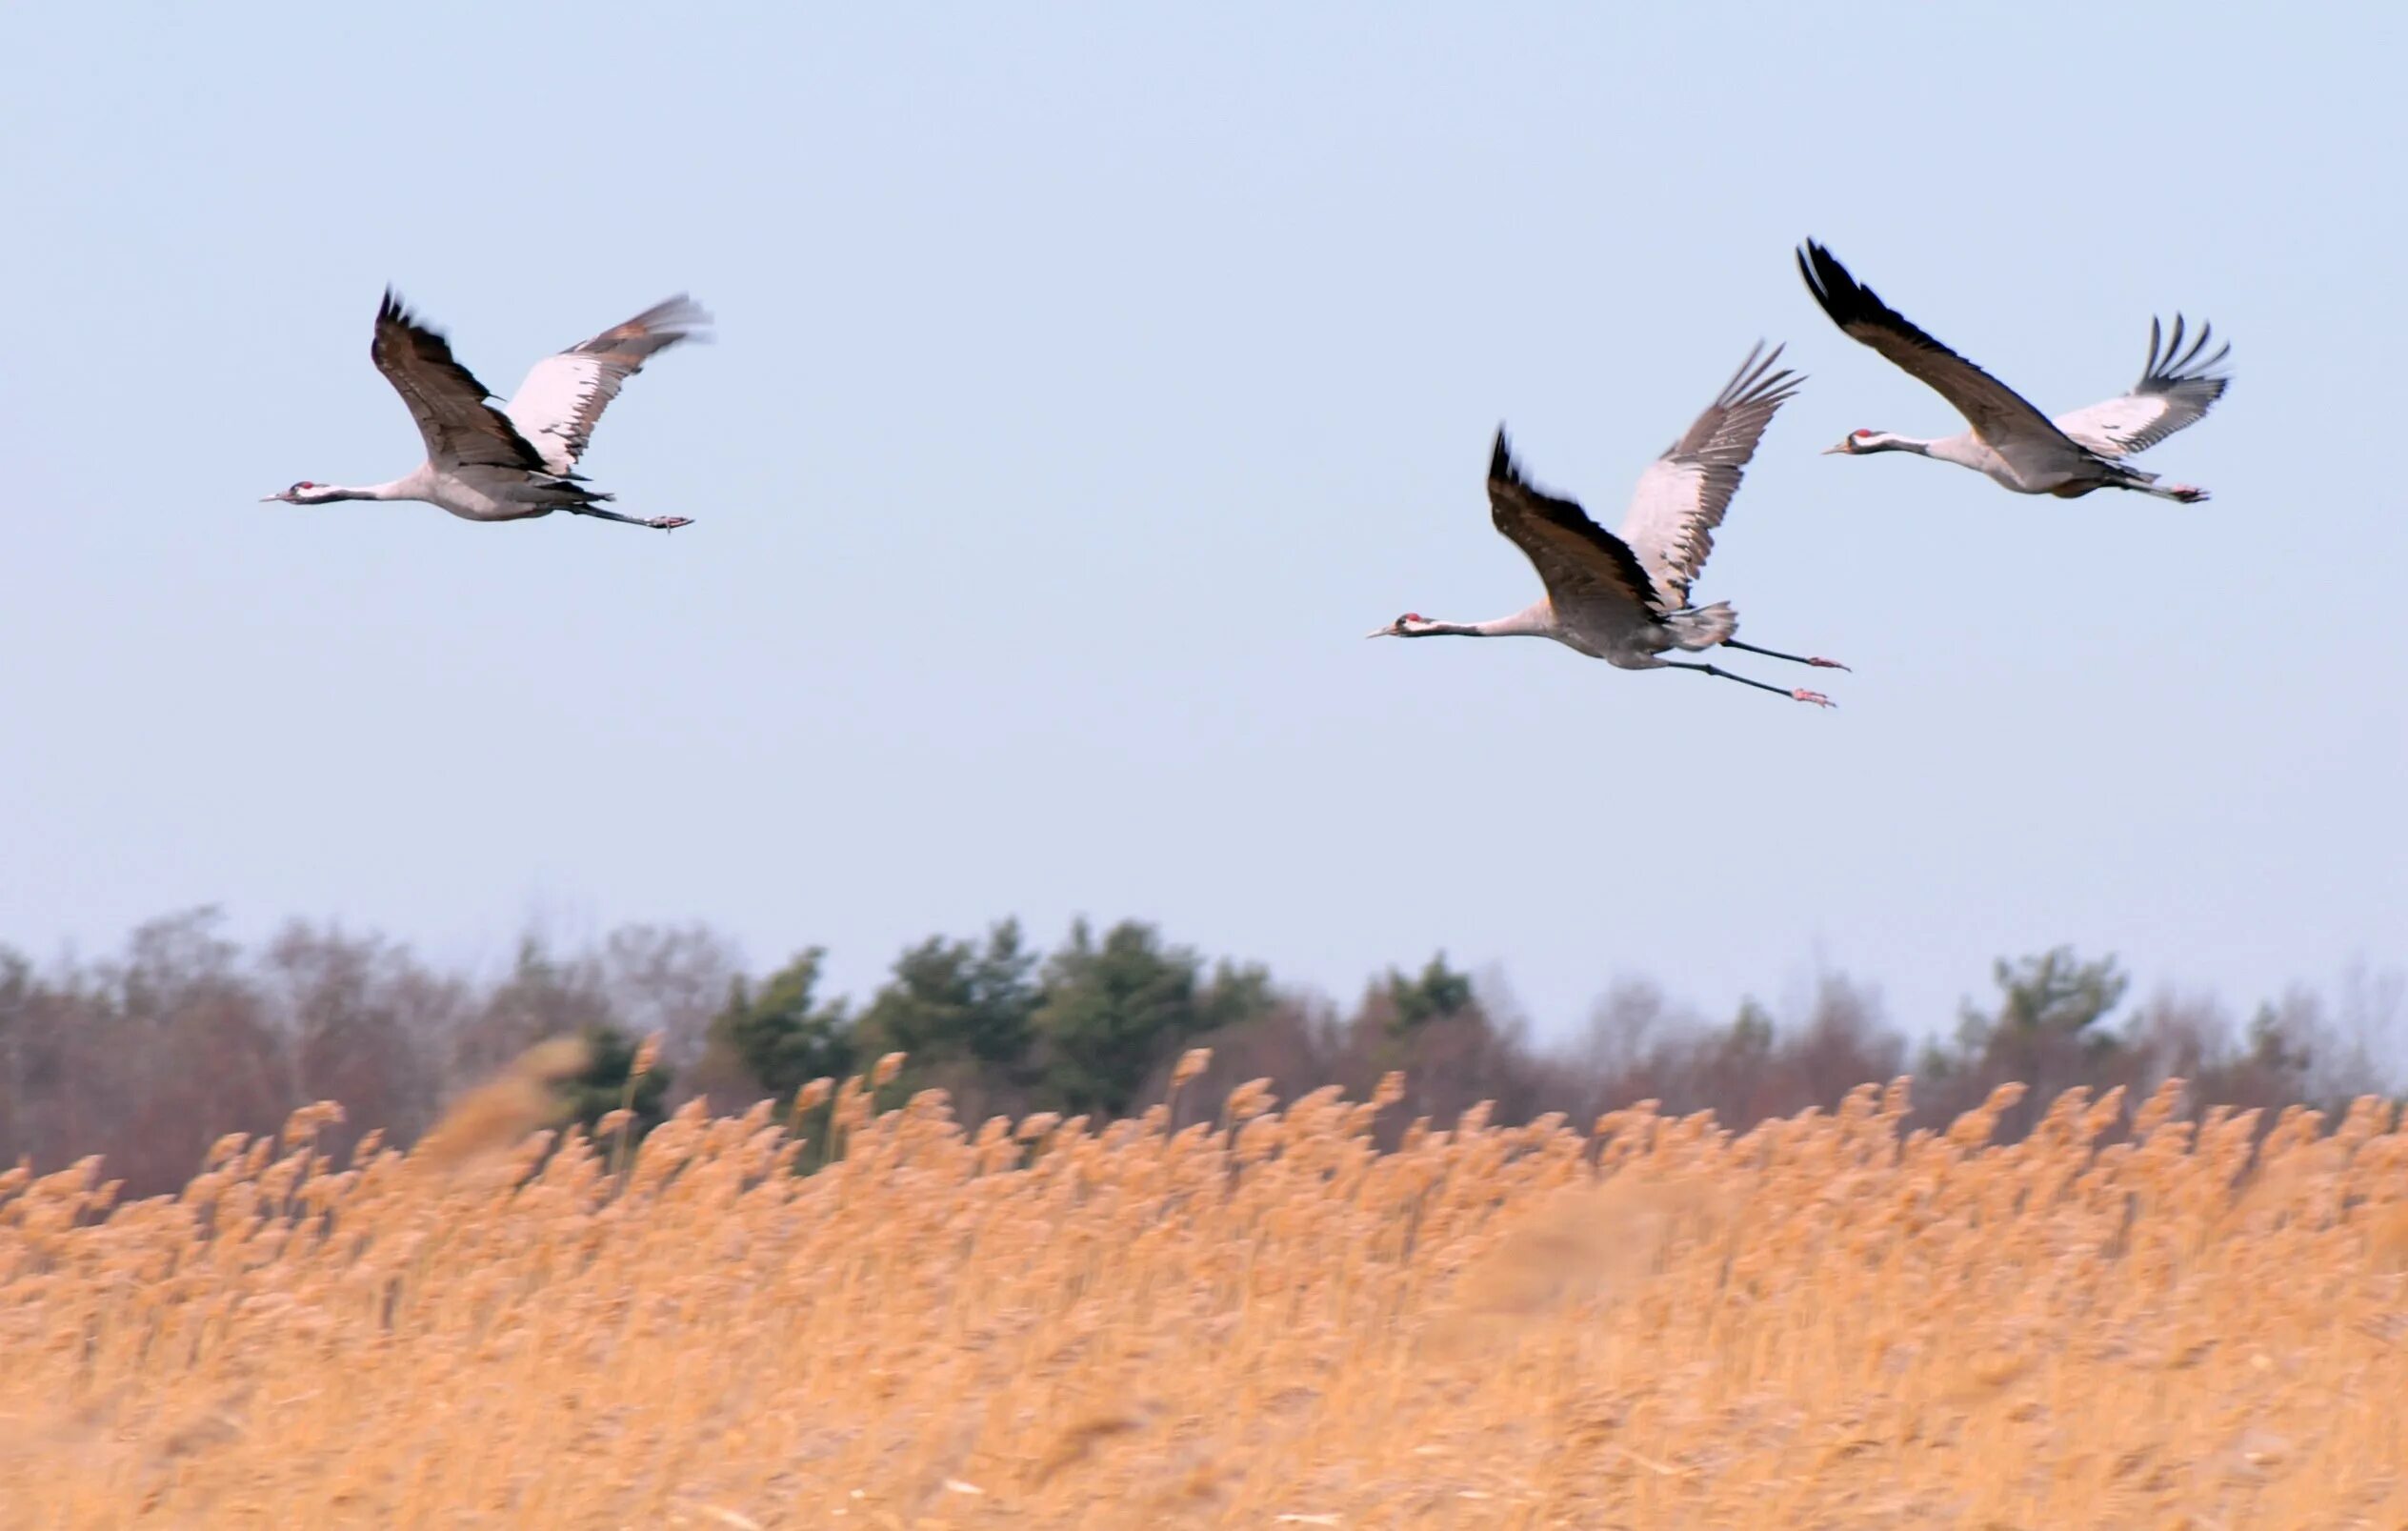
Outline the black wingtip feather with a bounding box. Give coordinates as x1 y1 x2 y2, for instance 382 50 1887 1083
2141 312 2234 387
1796 239 1885 332
377 287 415 328
1489 424 1516 485
1719 338 1805 412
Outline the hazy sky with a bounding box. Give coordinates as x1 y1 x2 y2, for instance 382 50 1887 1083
3 3 2400 1045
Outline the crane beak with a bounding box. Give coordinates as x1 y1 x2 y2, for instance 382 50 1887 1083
261 492 291 502
1820 439 1852 455
1364 625 1396 639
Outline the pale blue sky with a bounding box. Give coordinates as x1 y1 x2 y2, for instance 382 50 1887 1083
2 3 2400 1044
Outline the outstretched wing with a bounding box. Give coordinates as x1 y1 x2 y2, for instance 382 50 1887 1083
371 291 550 473
1616 341 1801 606
2052 314 2232 458
1797 240 2092 458
503 296 712 475
1487 429 1665 627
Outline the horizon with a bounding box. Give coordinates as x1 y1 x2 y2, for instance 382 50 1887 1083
10 897 2401 1087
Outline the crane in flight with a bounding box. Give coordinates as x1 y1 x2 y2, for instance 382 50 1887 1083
265 290 711 531
1798 240 2230 503
1370 343 1844 708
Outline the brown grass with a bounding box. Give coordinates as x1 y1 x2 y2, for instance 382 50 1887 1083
3 1059 2404 1528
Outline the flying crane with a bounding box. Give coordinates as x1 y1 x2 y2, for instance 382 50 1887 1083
1371 343 1844 708
265 291 711 531
1798 240 2230 503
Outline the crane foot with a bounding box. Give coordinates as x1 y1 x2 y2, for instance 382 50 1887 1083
647 515 694 531
1792 689 1836 708
1809 655 1850 671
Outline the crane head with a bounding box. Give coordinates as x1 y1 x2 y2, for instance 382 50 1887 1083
264 481 329 503
1823 430 1877 455
1366 612 1427 638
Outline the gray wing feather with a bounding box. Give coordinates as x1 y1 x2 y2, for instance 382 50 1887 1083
504 296 712 474
1616 342 1800 606
2053 314 2233 458
371 291 550 473
1487 430 1664 628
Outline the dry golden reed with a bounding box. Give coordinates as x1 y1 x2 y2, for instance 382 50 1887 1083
3 1062 2405 1528
410 1036 592 1171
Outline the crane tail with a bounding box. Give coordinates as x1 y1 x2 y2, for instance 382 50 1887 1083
1663 601 1736 651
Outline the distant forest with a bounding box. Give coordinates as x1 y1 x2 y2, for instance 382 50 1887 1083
3 907 2400 1196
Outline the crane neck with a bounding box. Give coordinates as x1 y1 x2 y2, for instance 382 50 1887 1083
1406 604 1554 638
303 478 414 504
1856 432 1933 455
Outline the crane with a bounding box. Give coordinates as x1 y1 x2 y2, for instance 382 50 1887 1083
1369 343 1844 708
1798 240 2230 503
264 290 711 530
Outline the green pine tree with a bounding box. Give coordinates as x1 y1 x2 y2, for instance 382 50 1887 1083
712 948 856 1104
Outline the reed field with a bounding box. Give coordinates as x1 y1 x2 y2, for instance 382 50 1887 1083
4 1043 2406 1529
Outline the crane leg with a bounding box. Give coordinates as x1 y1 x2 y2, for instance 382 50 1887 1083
1721 638 1849 672
563 503 694 532
1661 661 1835 709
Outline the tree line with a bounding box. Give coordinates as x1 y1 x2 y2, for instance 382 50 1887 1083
1 907 2398 1196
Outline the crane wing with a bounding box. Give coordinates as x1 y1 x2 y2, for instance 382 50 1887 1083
503 296 711 476
1487 429 1666 626
1616 342 1800 607
1797 240 2091 457
2052 314 2232 458
371 292 550 474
